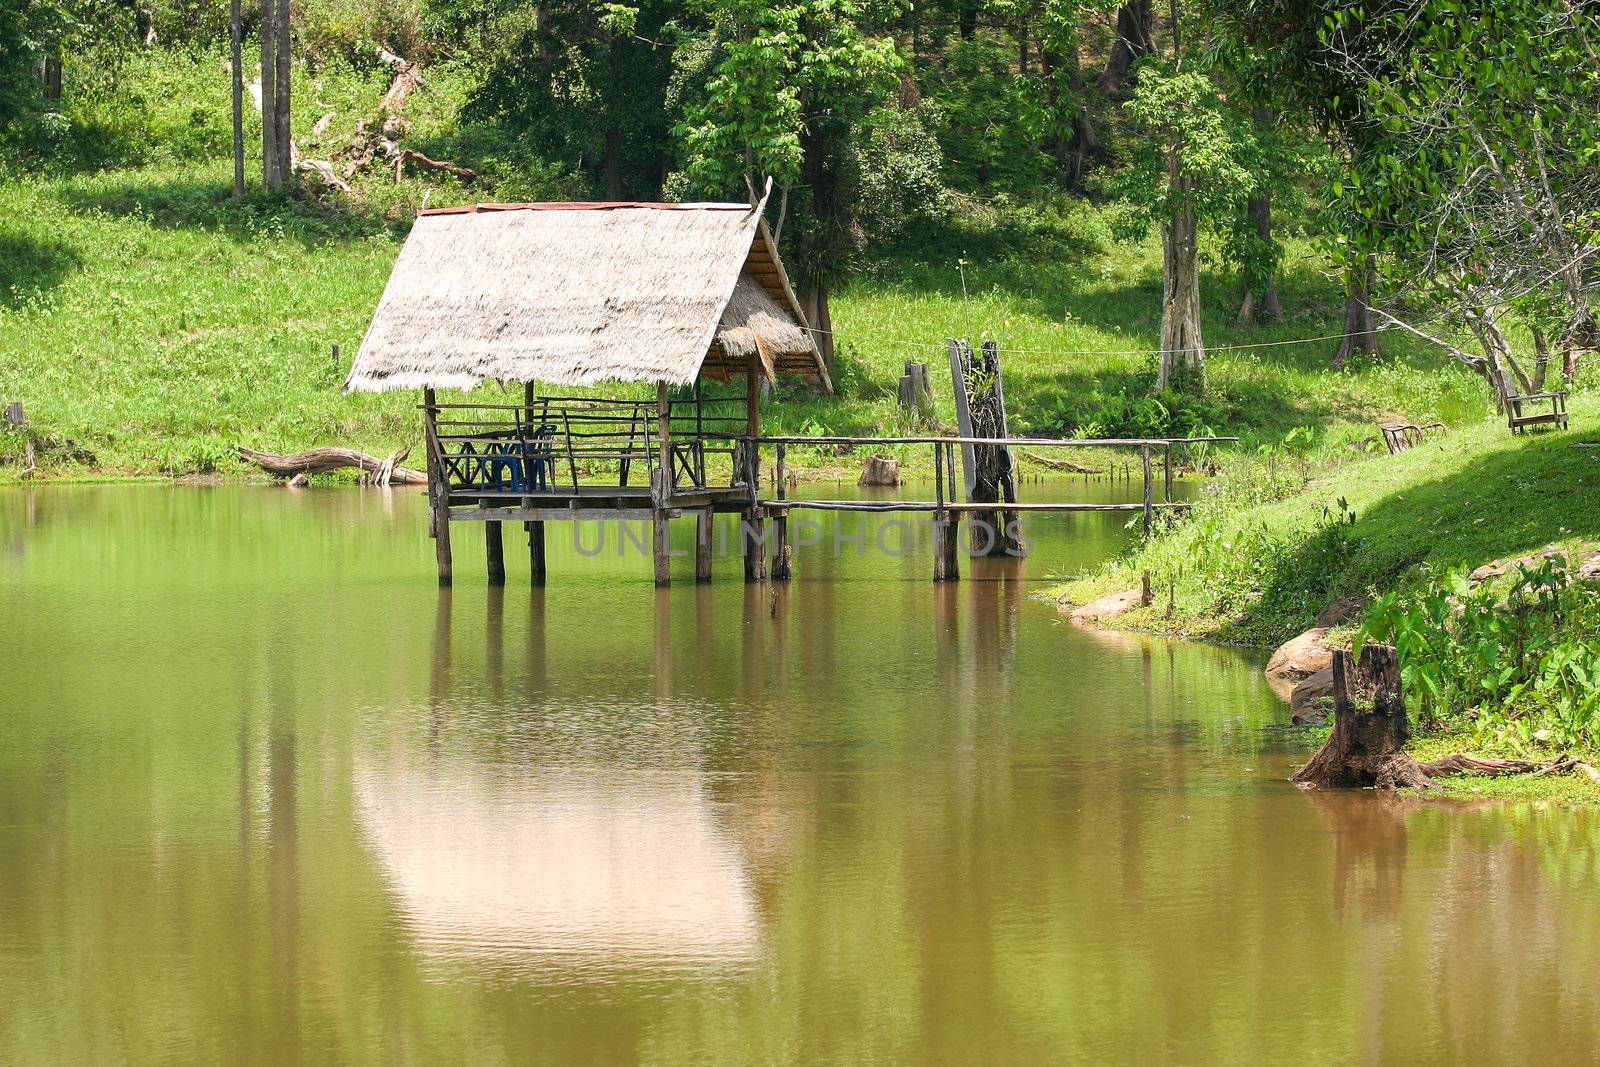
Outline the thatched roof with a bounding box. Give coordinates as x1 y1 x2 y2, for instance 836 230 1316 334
343 198 827 394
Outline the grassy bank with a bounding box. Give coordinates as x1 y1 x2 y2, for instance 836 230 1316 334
1055 406 1600 797
0 152 1491 481
0 45 1504 481
1052 404 1600 646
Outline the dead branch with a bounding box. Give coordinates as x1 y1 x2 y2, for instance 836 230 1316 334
293 156 352 193
1019 449 1102 474
395 147 476 182
237 445 426 486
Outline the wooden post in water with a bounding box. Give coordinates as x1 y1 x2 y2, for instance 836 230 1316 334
423 388 453 585
1141 444 1154 536
524 382 546 586
653 382 672 587
771 442 791 580
695 508 713 583
485 514 506 585
743 353 766 582
934 441 961 582
1164 441 1174 502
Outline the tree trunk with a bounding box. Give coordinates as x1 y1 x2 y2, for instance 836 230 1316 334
604 42 624 199
260 0 277 190
1292 645 1437 790
230 0 245 199
1098 0 1154 93
1235 190 1281 325
605 130 623 199
959 3 977 39
1331 256 1380 368
1236 108 1279 325
804 281 835 379
41 53 62 102
1158 167 1205 394
1041 33 1097 187
273 0 292 187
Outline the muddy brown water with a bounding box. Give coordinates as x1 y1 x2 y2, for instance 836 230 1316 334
2 483 1598 1065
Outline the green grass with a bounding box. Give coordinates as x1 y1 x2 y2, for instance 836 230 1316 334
0 150 1496 479
0 42 1517 482
1052 406 1600 645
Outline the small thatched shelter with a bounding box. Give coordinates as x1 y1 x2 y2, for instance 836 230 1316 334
341 195 825 588
343 197 827 393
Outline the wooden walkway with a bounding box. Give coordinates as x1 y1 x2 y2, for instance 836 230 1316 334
420 394 1231 586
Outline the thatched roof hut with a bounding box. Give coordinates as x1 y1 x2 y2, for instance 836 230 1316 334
343 198 827 393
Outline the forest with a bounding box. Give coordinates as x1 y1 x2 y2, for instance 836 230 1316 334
5 0 1596 414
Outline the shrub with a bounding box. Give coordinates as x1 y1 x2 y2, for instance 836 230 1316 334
1360 557 1600 756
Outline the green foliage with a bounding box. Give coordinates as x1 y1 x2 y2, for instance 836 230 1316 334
1361 558 1600 757
1115 64 1262 236
1018 385 1232 439
439 0 685 199
918 33 1047 193
1325 0 1600 347
846 103 949 244
675 0 902 192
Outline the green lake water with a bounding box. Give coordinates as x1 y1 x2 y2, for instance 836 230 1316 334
2 483 1599 1065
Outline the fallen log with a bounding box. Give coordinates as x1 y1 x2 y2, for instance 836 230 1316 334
293 156 352 193
1019 449 1101 474
237 445 426 486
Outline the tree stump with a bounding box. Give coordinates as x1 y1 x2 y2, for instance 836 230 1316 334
859 455 901 487
1291 645 1438 790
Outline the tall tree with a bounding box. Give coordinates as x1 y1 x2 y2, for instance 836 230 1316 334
230 0 243 198
1120 65 1262 393
1097 0 1153 92
1325 0 1600 400
1202 0 1380 359
440 0 686 200
678 0 902 375
259 0 276 189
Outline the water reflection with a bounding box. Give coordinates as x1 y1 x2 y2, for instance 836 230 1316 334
4 484 1600 1064
354 761 763 978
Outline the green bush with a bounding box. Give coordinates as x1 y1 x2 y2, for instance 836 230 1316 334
1360 557 1600 756
1017 385 1232 439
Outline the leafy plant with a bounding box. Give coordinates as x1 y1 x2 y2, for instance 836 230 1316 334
1359 557 1600 755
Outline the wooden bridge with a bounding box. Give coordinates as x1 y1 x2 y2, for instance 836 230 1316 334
421 389 1230 586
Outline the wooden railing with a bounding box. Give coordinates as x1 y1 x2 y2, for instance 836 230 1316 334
425 397 745 497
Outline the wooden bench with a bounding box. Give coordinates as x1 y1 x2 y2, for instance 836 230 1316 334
1379 421 1446 454
1507 390 1568 433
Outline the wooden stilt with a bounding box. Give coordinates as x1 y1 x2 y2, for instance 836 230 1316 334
527 520 546 586
485 519 506 585
653 511 672 586
744 510 767 581
423 387 452 586
771 442 790 579
695 508 713 583
771 507 791 580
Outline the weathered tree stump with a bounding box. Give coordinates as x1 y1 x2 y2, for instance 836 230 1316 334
1292 645 1438 790
859 454 901 486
